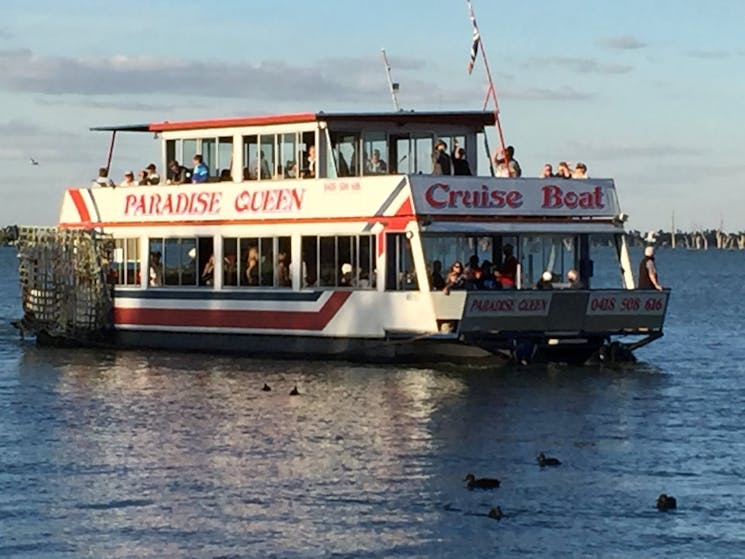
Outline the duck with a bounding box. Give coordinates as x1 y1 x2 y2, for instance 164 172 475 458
261 383 271 391
657 493 677 510
537 452 561 467
487 506 504 520
289 385 300 396
464 473 501 489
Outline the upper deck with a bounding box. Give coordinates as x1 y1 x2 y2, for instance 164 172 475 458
69 110 624 231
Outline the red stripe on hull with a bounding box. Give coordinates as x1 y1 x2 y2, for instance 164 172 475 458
114 291 351 330
69 190 92 224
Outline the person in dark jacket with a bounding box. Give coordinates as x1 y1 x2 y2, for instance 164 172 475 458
432 139 452 175
452 147 472 175
638 246 663 290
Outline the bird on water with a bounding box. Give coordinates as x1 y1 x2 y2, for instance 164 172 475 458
464 473 501 489
261 383 271 391
289 385 300 396
487 506 504 520
657 493 677 510
537 452 561 467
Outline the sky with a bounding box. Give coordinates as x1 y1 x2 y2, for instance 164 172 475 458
1 0 743 232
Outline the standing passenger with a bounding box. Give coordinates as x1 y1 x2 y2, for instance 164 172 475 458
452 147 472 175
146 163 161 185
432 139 452 175
191 154 209 183
638 246 663 291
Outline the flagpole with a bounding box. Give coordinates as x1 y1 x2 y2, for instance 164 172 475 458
467 0 507 157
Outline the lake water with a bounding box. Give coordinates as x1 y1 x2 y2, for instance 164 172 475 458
1 245 744 558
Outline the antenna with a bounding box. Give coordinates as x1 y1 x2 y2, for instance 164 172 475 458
381 49 401 111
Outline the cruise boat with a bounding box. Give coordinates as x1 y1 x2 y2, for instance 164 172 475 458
32 110 668 364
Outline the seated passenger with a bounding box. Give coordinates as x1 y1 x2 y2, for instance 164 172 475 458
340 262 354 286
430 260 446 290
201 254 215 285
191 154 209 183
285 160 298 179
541 163 554 178
366 149 388 174
219 168 232 181
464 254 483 288
536 271 554 290
120 171 137 187
246 246 259 285
167 160 190 184
276 251 291 286
149 251 163 286
572 162 588 179
242 167 251 181
92 167 114 188
146 163 161 185
137 169 149 185
567 269 586 289
443 261 466 294
495 244 518 288
301 145 316 178
556 161 572 179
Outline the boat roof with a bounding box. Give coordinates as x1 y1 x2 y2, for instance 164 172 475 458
90 110 496 133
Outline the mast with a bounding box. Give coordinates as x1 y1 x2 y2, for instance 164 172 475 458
381 49 401 111
671 210 676 249
466 0 507 156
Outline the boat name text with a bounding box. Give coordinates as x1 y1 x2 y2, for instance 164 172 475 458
425 183 524 209
124 191 222 216
541 185 604 209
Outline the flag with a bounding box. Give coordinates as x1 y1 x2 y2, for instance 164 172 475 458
467 24 480 74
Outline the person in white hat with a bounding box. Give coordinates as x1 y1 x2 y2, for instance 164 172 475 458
638 246 663 291
536 270 554 290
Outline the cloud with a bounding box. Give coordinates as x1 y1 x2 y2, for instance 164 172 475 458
597 36 647 50
524 56 632 75
0 49 448 107
686 49 731 60
504 86 593 102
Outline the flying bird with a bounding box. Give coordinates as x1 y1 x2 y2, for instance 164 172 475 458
30 158 39 165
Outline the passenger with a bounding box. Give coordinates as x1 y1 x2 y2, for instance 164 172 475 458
146 163 161 185
430 260 446 290
481 260 498 289
638 246 663 291
120 171 137 187
432 139 452 175
251 150 272 179
495 145 521 177
149 251 163 286
191 154 209 183
495 243 518 288
572 162 588 179
567 269 586 289
246 246 259 285
201 254 215 285
167 160 190 184
137 169 149 186
556 161 572 179
303 145 316 178
464 254 483 288
219 169 232 181
366 149 388 174
242 167 251 181
276 251 291 286
536 271 554 290
443 261 466 294
286 160 298 179
92 167 114 188
340 262 354 286
541 163 554 178
452 147 472 175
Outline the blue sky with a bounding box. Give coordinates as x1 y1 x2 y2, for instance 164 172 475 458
1 0 743 231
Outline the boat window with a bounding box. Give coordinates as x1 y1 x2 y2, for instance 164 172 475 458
223 236 291 288
421 234 518 290
260 135 276 179
281 133 299 179
301 131 316 178
243 135 258 180
218 136 232 181
111 238 141 287
329 133 360 177
519 235 578 288
301 234 376 289
385 233 418 290
202 138 216 178
362 132 388 175
392 135 435 174
182 140 198 169
147 237 199 287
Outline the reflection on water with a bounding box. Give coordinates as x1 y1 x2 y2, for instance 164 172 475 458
3 246 745 557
